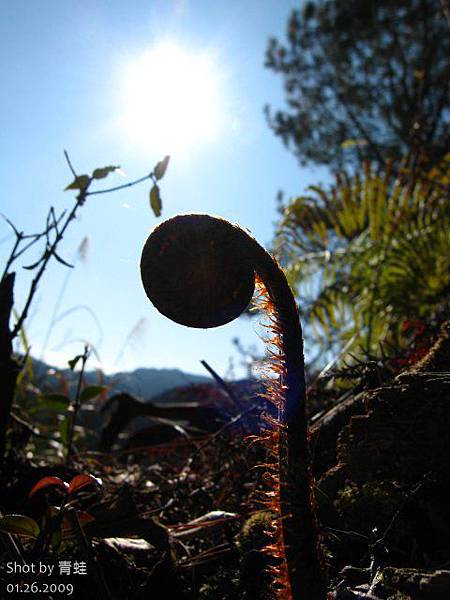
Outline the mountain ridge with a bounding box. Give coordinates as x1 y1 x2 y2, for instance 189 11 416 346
30 356 210 401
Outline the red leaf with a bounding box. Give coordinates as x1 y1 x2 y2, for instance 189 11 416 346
62 510 95 536
76 510 96 526
29 476 69 498
68 474 102 495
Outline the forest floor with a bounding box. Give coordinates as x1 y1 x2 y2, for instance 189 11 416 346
1 329 449 600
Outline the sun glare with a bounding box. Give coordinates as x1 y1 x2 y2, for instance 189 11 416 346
119 43 224 153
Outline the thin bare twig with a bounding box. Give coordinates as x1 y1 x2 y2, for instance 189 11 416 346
200 359 241 406
86 173 155 196
66 345 90 463
64 149 78 178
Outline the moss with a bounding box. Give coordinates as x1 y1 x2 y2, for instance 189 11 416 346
236 511 274 554
334 481 406 538
235 512 276 600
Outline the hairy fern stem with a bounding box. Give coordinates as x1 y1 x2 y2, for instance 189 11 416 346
140 215 328 600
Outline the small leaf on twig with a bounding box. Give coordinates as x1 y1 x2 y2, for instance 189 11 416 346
68 354 83 371
80 385 107 403
150 185 162 217
153 155 170 180
92 166 120 180
64 175 90 191
29 393 70 415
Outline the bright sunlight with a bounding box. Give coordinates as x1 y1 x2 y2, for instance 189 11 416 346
119 43 224 153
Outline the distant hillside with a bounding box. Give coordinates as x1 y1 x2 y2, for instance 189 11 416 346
30 357 210 401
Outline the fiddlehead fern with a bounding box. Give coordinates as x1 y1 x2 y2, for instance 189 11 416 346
140 214 328 600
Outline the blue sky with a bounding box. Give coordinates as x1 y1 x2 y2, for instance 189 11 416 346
1 1 329 378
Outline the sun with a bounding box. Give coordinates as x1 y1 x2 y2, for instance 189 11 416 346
119 43 224 154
